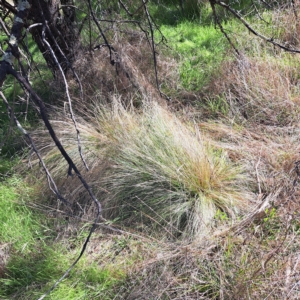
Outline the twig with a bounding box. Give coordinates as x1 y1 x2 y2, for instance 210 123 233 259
43 21 84 99
134 196 179 238
118 0 133 17
141 0 171 101
214 0 300 53
42 23 89 171
260 0 272 9
0 91 71 206
86 0 117 66
255 148 262 195
251 0 270 24
0 16 10 36
210 1 240 55
0 0 17 14
284 256 292 299
37 223 97 300
291 0 298 19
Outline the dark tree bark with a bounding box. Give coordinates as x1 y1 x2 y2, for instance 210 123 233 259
0 4 101 296
0 0 79 75
28 0 79 74
0 0 31 87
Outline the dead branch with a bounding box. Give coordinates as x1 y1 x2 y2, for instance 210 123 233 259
0 1 102 297
214 0 300 54
42 22 89 171
0 91 71 207
210 0 240 55
141 0 171 101
0 0 17 14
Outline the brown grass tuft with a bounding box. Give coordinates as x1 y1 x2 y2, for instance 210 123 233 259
209 54 300 125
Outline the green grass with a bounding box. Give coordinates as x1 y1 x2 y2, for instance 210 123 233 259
1 247 123 299
159 21 229 90
0 177 44 253
154 1 287 93
0 177 125 299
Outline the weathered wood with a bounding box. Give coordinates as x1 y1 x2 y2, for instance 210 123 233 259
29 0 79 74
0 0 32 87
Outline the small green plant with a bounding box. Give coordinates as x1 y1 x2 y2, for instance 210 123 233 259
261 207 281 240
206 94 229 116
215 208 229 222
263 207 277 223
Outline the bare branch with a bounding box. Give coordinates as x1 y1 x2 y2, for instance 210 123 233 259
291 0 298 19
250 0 270 24
7 64 104 300
0 91 71 206
86 0 117 66
210 1 240 55
118 0 133 17
0 1 102 296
0 0 17 14
214 0 300 53
42 22 88 170
141 0 171 101
0 16 10 37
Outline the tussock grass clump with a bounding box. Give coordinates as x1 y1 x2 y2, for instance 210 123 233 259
34 100 251 239
100 103 250 238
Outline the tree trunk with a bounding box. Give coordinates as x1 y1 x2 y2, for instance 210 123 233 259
29 0 79 75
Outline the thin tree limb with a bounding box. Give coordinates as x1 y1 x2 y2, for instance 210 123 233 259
141 0 171 101
0 0 17 14
86 0 117 66
118 0 133 17
210 1 240 55
0 16 10 36
42 22 89 171
0 2 102 297
214 0 300 53
0 91 71 206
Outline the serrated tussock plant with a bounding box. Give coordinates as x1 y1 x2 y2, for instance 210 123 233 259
33 99 251 239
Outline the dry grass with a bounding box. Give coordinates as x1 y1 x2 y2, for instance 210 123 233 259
272 2 300 48
67 29 169 109
83 204 300 299
31 99 252 240
30 65 300 298
23 5 300 298
28 66 300 300
208 54 300 125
